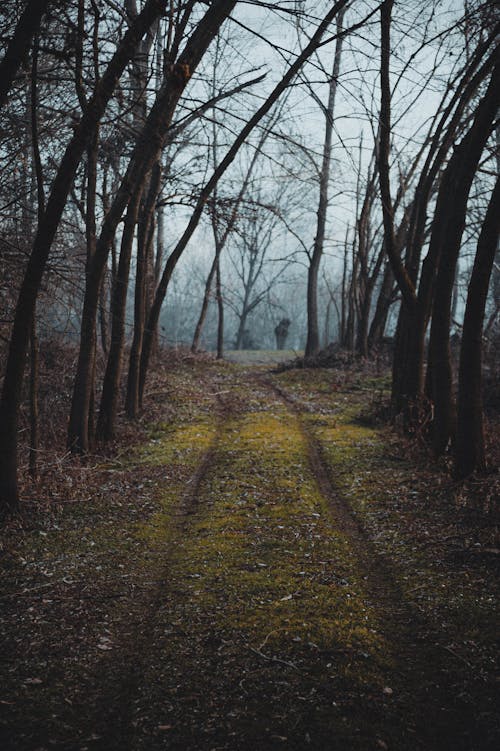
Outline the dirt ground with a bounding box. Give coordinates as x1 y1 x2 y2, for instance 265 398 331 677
223 349 303 365
1 356 498 750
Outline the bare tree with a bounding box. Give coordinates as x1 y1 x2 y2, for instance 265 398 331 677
305 7 346 357
138 0 354 403
0 0 169 517
67 0 238 450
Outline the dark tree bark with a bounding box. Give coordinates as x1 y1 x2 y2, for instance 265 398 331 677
0 0 50 109
428 59 500 455
356 246 385 358
0 0 169 517
354 165 379 357
305 8 345 357
96 188 142 442
367 201 410 351
192 252 218 353
67 0 238 450
28 31 45 481
126 165 161 418
215 258 224 359
28 315 39 480
391 37 499 411
344 236 358 352
455 177 500 477
368 260 395 349
99 272 110 356
339 227 349 345
378 0 417 311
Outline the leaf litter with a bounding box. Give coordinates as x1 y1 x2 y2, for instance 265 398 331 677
0 355 498 750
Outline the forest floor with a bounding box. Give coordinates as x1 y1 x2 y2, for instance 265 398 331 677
1 354 499 751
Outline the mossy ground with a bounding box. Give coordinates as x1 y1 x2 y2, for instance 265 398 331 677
1 356 498 750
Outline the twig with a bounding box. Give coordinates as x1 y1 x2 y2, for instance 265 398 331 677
0 582 55 599
444 645 472 668
248 646 300 671
258 628 283 651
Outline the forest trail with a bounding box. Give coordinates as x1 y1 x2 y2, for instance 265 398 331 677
1 358 498 751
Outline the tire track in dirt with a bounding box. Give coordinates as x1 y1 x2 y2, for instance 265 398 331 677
71 368 491 751
261 374 489 751
79 396 236 751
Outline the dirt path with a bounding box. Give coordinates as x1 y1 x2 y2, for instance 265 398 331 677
264 375 492 750
1 360 498 750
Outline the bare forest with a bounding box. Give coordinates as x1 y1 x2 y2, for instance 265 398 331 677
1 1 499 749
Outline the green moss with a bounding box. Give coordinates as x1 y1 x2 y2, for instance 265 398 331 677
153 408 393 691
4 359 497 749
134 420 217 467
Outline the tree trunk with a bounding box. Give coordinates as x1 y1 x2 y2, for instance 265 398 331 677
378 0 417 310
0 0 167 516
368 260 394 349
85 128 99 440
28 32 44 482
305 9 345 357
235 312 249 351
99 270 110 356
68 0 237 448
344 239 358 352
356 287 372 357
216 258 224 359
96 188 142 442
455 177 500 477
192 254 217 352
429 60 500 456
391 42 498 412
0 0 50 109
29 313 39 480
339 227 349 344
126 170 160 418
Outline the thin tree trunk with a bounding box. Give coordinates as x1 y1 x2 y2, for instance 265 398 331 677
354 167 378 357
99 271 110 356
345 238 358 352
378 0 417 310
28 31 44 481
126 193 155 418
216 258 224 359
28 314 39 480
324 297 332 348
0 0 167 516
455 177 500 477
340 227 349 344
305 8 345 357
126 164 161 418
68 0 237 448
152 198 165 354
86 127 99 441
192 254 217 352
368 260 394 349
96 188 142 441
